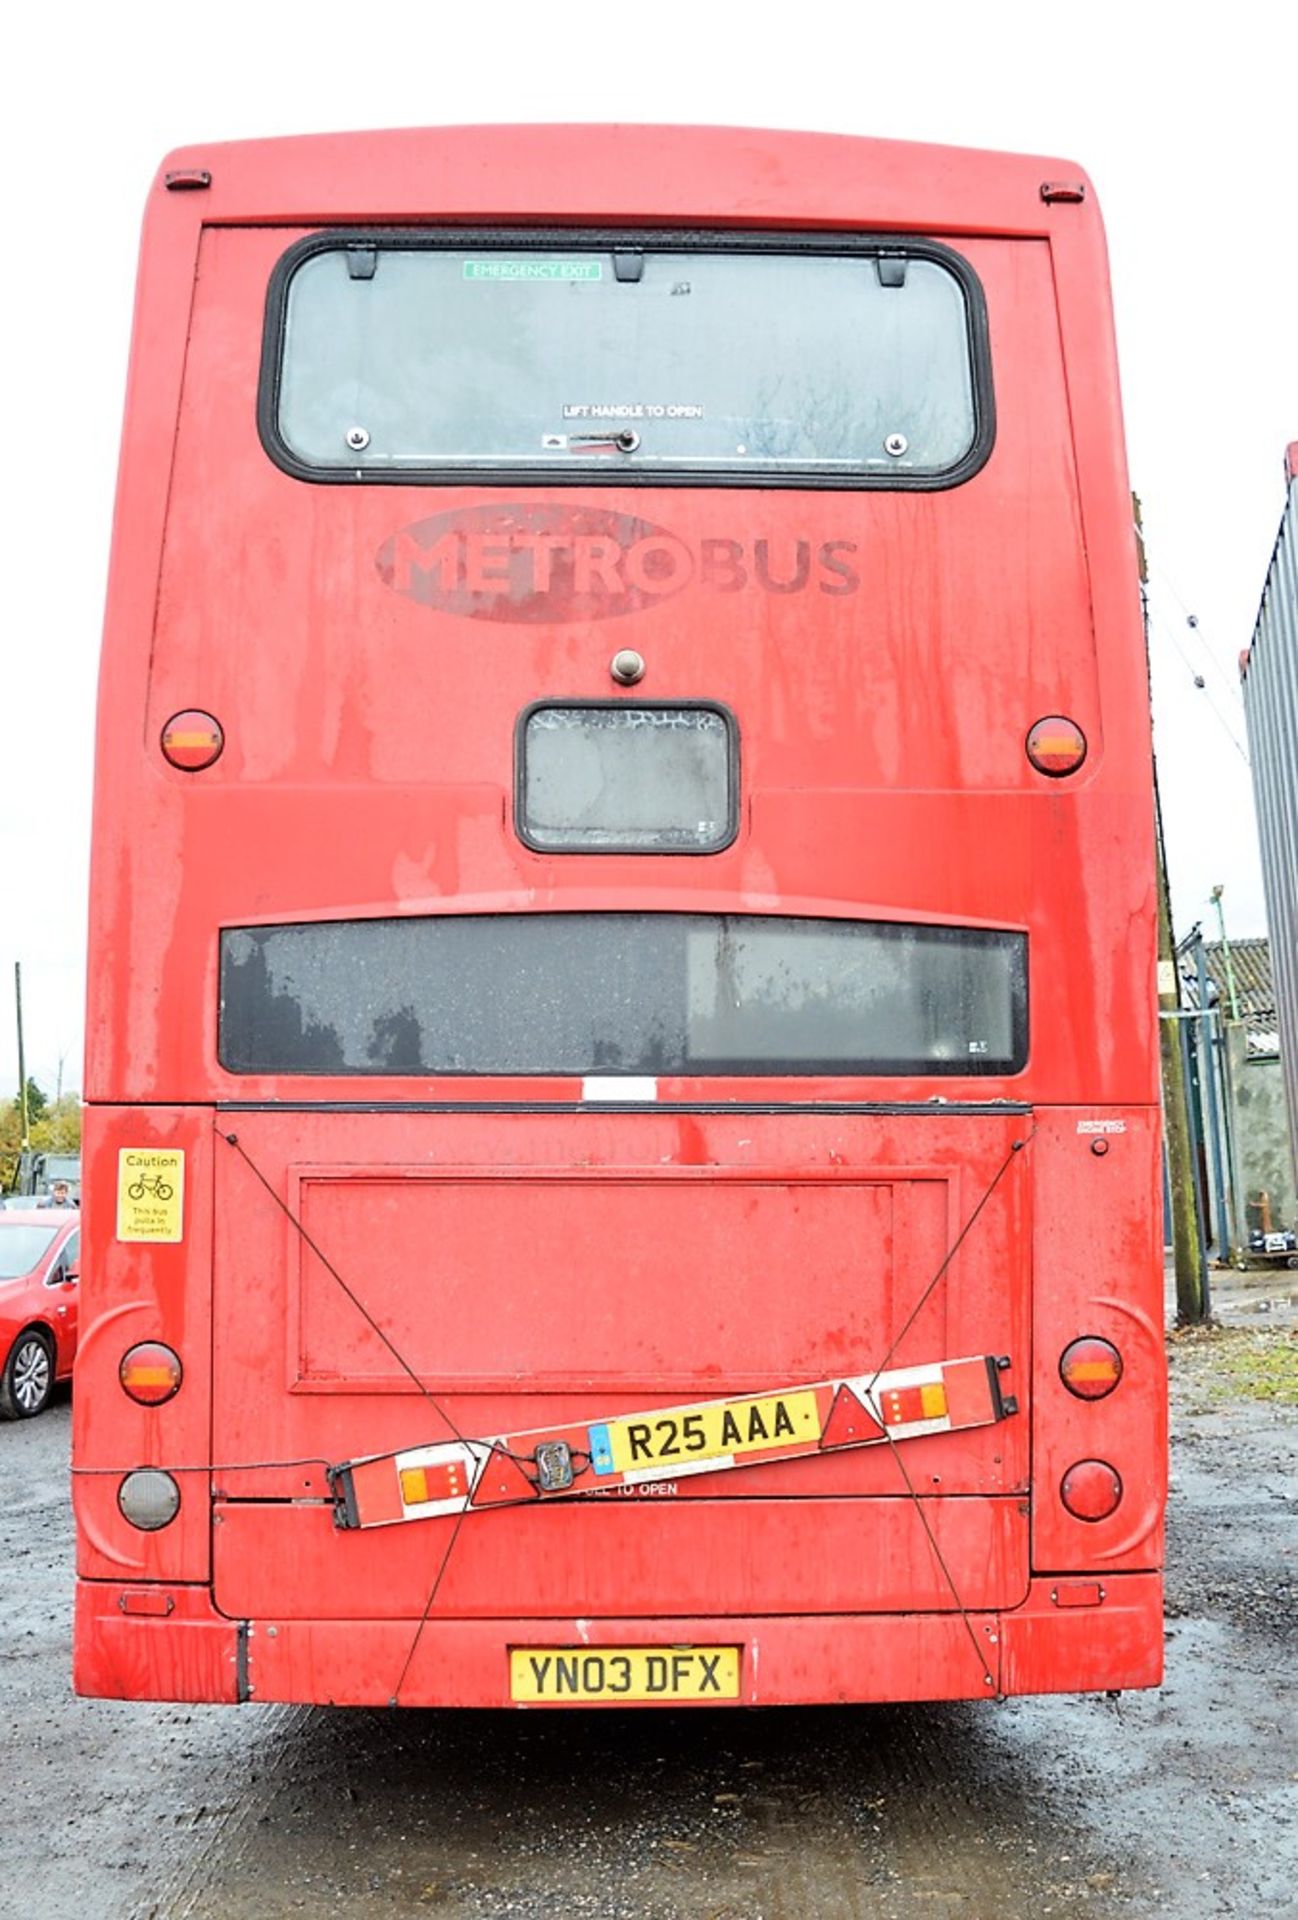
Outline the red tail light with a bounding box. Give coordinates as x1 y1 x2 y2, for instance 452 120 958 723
1061 1459 1123 1521
879 1381 948 1426
119 1342 183 1405
1060 1336 1123 1400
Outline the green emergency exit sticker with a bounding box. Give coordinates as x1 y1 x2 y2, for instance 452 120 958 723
463 259 603 282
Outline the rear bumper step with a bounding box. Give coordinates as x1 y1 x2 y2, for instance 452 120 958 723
74 1574 1163 1706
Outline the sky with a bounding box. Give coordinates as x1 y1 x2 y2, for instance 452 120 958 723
2 1 1295 1099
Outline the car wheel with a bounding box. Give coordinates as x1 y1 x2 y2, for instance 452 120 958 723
0 1330 55 1419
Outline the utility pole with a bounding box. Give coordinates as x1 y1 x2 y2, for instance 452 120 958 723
1209 884 1247 1258
1190 928 1230 1261
1135 497 1208 1322
1209 884 1241 1020
15 961 30 1154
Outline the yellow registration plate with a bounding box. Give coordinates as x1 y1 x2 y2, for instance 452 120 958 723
599 1389 820 1474
510 1646 741 1703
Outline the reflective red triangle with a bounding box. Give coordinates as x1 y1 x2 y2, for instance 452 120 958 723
819 1384 885 1450
469 1447 539 1507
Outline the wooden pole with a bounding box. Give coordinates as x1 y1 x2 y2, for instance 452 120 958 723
1135 498 1208 1322
15 961 30 1153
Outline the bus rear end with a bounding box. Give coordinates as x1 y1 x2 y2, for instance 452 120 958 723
74 126 1165 1708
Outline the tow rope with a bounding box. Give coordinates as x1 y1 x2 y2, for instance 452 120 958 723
329 1352 1017 1529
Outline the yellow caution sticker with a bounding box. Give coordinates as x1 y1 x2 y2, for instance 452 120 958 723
116 1149 184 1243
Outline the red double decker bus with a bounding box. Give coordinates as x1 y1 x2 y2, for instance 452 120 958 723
74 125 1165 1709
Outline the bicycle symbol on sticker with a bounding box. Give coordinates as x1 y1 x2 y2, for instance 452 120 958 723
127 1172 174 1202
117 1150 185 1242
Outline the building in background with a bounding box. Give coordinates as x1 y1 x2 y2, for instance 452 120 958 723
5 1150 82 1203
1239 444 1298 1212
1180 935 1295 1255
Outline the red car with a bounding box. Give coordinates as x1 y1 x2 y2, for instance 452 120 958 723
0 1209 81 1418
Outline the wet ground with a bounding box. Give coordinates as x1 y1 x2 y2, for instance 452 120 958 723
2 1273 1295 1919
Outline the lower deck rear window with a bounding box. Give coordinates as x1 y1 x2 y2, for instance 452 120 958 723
219 914 1026 1077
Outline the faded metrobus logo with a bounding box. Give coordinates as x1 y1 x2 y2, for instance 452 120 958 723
376 504 860 623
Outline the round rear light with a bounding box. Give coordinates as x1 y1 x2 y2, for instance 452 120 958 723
1026 715 1087 777
119 1342 184 1406
118 1469 181 1532
161 710 223 771
1060 1336 1123 1401
1060 1459 1123 1522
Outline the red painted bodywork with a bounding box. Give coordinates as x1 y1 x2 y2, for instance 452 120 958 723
74 125 1164 1707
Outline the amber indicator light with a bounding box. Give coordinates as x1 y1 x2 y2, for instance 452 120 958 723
400 1462 468 1505
119 1342 184 1406
1060 1336 1123 1401
1026 715 1087 776
161 710 224 771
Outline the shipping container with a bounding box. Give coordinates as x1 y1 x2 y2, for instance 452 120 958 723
1240 444 1298 1210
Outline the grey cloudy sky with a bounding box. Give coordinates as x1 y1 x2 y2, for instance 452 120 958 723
3 0 1295 1097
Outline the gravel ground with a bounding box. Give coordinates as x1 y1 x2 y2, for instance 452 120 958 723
1 1283 1295 1919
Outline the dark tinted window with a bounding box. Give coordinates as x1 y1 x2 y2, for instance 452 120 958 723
519 706 735 852
267 233 988 485
220 914 1026 1076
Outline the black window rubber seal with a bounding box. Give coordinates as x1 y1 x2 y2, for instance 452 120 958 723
255 225 996 493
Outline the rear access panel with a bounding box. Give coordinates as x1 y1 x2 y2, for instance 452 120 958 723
214 1492 1025 1619
211 1108 1031 1619
300 1167 905 1394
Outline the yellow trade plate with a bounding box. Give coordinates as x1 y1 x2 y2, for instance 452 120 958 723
511 1646 741 1703
603 1389 820 1473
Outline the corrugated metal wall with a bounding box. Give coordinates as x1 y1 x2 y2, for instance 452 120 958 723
1241 445 1298 1205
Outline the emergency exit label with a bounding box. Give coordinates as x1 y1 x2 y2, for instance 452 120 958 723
116 1150 185 1243
463 259 602 282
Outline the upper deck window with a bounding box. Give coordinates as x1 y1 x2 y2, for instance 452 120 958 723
262 231 992 490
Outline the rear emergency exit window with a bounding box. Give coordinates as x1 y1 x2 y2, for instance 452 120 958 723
517 704 737 852
219 913 1026 1076
261 230 993 489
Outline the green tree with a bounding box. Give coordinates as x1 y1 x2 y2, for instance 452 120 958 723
1 1084 78 1192
31 1093 81 1157
11 1077 48 1126
0 1101 22 1192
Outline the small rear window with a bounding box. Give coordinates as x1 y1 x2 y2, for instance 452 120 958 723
262 231 992 489
518 704 736 853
